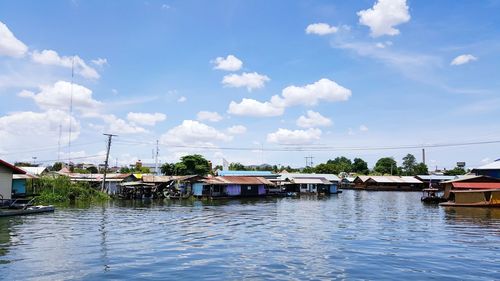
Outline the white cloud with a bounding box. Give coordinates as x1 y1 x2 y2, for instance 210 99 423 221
177 96 187 103
31 49 100 79
348 128 355 136
160 120 232 146
101 114 147 134
227 125 247 135
228 98 284 117
360 124 369 131
126 112 166 126
212 55 243 71
222 72 270 91
296 110 332 128
267 128 322 145
450 54 477 66
375 41 392 48
197 111 223 122
91 58 108 66
305 23 338 35
18 80 102 112
0 110 79 152
357 0 410 37
0 21 28 58
271 78 351 107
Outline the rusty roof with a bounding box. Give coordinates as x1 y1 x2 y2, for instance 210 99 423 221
205 176 274 185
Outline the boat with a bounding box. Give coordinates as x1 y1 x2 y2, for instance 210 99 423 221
440 189 500 207
0 205 55 217
421 188 446 204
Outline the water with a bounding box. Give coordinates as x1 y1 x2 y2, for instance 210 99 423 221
1 190 499 280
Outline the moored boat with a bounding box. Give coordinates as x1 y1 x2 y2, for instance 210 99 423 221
421 188 446 204
440 189 500 207
0 205 55 217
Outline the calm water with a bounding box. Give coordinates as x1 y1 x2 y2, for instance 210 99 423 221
1 190 499 280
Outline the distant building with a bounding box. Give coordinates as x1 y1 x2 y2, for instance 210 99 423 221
472 159 500 179
353 176 424 191
277 173 340 194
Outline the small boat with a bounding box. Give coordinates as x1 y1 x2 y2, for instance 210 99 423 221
0 205 55 217
421 188 446 204
440 189 500 207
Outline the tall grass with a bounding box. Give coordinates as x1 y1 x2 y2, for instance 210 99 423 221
34 176 110 204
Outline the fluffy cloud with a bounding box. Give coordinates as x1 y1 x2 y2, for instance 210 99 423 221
227 125 247 135
360 124 369 131
101 114 147 134
296 110 332 128
31 49 100 79
126 112 166 126
267 128 322 145
228 98 284 117
18 80 102 112
0 21 28 58
450 54 477 66
212 55 243 71
357 0 410 37
305 23 338 35
177 96 187 103
197 111 223 122
271 78 351 107
0 110 79 152
222 72 270 91
161 120 232 146
91 58 108 66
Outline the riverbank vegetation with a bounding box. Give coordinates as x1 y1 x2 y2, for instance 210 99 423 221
33 176 110 205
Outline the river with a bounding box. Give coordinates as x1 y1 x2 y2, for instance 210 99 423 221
1 190 499 280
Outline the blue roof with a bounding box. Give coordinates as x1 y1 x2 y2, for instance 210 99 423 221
217 170 274 176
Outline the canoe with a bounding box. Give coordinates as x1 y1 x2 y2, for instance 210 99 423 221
0 205 55 217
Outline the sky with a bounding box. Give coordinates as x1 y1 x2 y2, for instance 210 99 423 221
1 0 500 170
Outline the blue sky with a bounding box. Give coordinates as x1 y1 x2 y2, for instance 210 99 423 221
1 0 499 170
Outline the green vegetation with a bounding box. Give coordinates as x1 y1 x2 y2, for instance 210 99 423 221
161 154 211 176
34 176 110 205
444 167 467 176
120 166 151 174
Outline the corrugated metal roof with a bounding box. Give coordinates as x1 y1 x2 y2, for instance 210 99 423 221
291 177 332 185
13 174 37 179
17 166 47 176
205 176 273 185
451 182 500 189
354 176 371 182
473 160 500 170
416 175 456 181
366 176 423 184
0 159 26 174
218 170 275 176
278 173 340 182
142 175 174 183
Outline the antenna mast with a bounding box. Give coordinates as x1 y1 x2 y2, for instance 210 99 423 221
68 56 75 168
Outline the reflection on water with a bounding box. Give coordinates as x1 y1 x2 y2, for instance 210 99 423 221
0 191 499 280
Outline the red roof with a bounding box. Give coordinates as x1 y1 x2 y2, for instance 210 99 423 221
0 159 27 174
452 182 500 189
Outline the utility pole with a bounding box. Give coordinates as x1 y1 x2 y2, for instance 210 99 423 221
154 140 159 175
101 133 117 192
422 148 426 165
68 57 75 168
305 156 314 168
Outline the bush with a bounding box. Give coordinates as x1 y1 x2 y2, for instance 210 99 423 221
35 176 110 204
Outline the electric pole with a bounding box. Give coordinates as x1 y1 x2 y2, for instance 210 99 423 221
101 133 117 192
154 140 159 175
305 156 314 168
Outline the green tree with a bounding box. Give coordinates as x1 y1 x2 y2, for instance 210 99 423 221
326 156 353 173
444 167 466 176
229 162 246 170
402 154 417 175
174 154 210 176
314 163 336 174
414 163 429 175
352 158 369 175
161 163 175 175
51 162 63 171
86 166 98 174
120 166 131 173
374 157 398 175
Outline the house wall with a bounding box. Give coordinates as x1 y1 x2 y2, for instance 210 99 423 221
192 183 204 196
329 184 338 194
476 170 500 179
225 184 241 196
0 166 13 200
12 179 26 195
258 185 266 195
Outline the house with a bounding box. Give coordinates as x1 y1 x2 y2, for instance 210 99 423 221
415 175 456 189
471 159 500 179
217 170 279 179
277 173 340 194
441 175 500 199
196 176 273 198
0 159 27 202
12 174 37 198
353 176 424 191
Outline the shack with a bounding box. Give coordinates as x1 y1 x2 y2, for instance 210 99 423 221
196 176 273 198
353 176 424 191
0 159 27 203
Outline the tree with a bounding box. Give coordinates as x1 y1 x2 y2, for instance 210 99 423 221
326 156 353 173
51 162 63 171
160 163 175 175
402 154 417 175
120 166 131 173
86 166 98 174
374 157 398 175
352 158 369 175
414 163 429 175
314 163 336 174
444 167 466 176
174 154 210 176
15 162 35 167
229 162 246 171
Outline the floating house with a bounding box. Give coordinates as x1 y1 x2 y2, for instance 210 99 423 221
441 175 500 200
471 159 500 179
353 176 424 191
415 175 456 189
277 173 340 194
195 176 273 198
0 159 27 202
12 174 37 198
